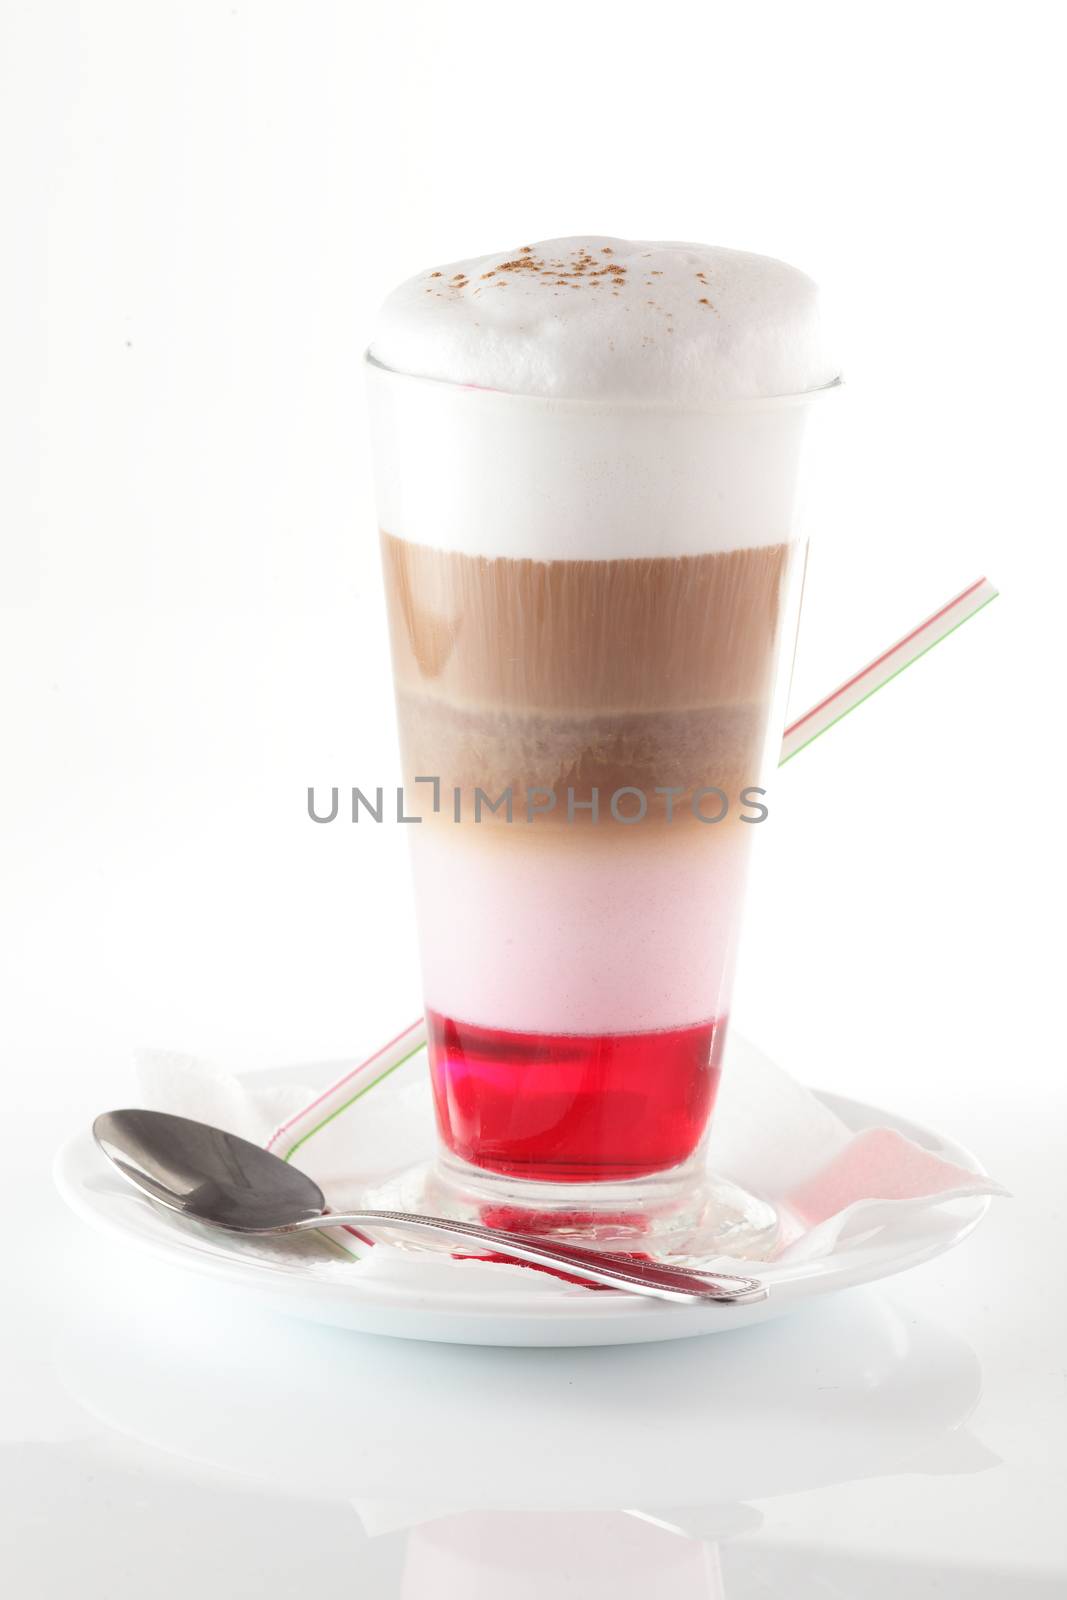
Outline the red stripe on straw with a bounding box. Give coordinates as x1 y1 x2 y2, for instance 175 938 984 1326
265 1019 424 1149
783 577 989 739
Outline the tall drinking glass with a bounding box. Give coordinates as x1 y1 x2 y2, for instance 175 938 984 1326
368 354 835 1256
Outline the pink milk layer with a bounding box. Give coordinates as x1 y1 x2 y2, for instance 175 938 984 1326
410 828 750 1037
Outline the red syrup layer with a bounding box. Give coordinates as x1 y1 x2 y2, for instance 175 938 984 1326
426 1010 724 1183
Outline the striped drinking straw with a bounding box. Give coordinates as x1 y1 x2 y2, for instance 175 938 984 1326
780 577 998 764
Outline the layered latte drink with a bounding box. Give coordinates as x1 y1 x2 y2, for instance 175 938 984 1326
368 237 835 1237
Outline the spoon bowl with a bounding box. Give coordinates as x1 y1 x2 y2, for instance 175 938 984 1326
94 1108 328 1231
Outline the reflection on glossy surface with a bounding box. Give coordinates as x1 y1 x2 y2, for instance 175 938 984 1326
55 1238 987 1512
400 1511 724 1599
394 1509 1066 1600
14 1220 1040 1599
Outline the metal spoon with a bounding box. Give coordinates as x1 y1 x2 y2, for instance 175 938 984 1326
92 1109 767 1306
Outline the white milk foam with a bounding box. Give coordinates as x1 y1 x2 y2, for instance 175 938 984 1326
371 236 834 407
368 237 833 562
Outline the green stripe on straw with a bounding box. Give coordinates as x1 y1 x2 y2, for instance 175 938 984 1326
282 1042 427 1163
779 591 999 765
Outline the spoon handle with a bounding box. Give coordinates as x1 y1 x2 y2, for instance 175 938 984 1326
299 1209 767 1304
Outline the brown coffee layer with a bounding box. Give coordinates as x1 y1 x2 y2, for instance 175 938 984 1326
382 534 795 714
382 533 796 831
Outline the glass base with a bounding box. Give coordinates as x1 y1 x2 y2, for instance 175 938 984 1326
362 1150 780 1265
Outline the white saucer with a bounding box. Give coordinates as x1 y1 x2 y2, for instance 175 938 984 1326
54 1066 992 1347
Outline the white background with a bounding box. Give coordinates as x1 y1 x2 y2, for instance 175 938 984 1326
2 0 1062 1105
1 2 1065 1591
